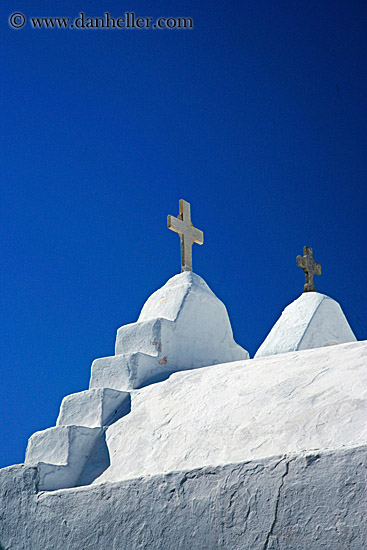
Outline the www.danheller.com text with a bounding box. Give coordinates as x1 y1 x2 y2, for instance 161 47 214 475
9 11 194 30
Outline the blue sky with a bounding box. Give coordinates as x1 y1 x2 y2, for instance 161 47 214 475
1 0 366 469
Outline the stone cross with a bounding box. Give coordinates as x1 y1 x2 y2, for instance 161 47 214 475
296 246 322 292
167 199 204 272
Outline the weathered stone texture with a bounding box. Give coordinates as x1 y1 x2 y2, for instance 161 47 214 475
1 446 365 549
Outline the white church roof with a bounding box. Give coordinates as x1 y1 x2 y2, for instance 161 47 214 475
23 273 364 492
255 292 356 358
90 271 249 391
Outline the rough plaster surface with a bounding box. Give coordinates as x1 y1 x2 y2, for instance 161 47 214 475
90 272 248 391
255 292 356 358
0 446 366 549
23 340 367 491
96 340 367 483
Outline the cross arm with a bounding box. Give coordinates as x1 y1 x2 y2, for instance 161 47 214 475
191 227 204 245
167 215 184 234
296 255 306 270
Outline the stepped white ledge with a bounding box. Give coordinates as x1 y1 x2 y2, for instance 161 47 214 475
90 352 158 391
255 292 356 358
25 425 104 490
56 388 130 428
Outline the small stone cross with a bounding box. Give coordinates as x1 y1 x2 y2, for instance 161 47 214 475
296 246 322 292
167 199 204 272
